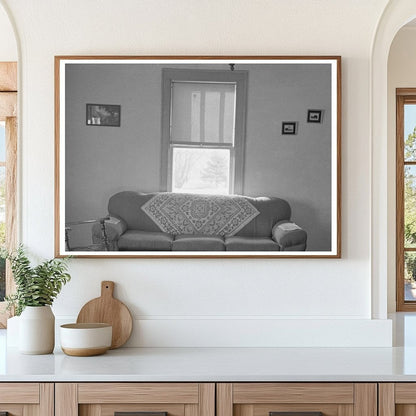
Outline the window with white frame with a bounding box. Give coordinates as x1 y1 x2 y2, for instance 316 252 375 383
161 68 248 195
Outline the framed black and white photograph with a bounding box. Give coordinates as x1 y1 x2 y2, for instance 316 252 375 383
307 109 323 123
55 56 341 258
86 103 121 127
281 122 297 135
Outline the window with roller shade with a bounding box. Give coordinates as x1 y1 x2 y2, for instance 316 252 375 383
161 68 248 195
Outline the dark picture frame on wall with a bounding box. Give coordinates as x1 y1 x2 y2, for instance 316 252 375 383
55 56 341 258
307 109 323 123
281 122 297 135
86 103 121 127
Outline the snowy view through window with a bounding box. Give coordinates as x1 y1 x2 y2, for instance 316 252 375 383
172 148 231 194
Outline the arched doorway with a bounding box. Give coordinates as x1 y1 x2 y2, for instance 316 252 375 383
371 1 416 318
0 0 18 327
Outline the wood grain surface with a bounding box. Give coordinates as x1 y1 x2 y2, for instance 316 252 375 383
233 383 354 404
77 383 199 404
76 281 133 348
0 62 17 91
0 92 16 121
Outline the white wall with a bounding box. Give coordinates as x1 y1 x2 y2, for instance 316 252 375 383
0 0 394 347
0 3 16 61
387 26 416 312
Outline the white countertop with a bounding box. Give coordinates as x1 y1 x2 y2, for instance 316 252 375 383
2 313 416 382
2 345 416 382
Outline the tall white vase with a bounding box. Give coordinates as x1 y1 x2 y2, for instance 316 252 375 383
19 306 55 354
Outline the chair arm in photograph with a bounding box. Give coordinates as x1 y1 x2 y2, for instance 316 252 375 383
272 220 307 251
92 216 128 250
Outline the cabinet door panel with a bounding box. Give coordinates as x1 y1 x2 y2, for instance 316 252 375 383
378 383 416 416
0 383 53 416
57 383 215 416
218 383 375 416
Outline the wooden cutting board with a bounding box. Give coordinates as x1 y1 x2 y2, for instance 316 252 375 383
76 281 133 349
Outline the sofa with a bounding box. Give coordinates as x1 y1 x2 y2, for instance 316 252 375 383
92 191 307 251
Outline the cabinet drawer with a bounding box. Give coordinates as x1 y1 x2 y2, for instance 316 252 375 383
217 383 376 416
56 383 215 416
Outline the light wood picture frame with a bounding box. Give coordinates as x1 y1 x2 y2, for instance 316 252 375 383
55 56 341 258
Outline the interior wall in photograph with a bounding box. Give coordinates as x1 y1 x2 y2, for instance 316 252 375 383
64 62 332 253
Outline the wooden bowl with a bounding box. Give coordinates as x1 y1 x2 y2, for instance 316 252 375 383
60 323 112 356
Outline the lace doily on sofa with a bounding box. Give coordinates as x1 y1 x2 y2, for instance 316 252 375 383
141 193 259 236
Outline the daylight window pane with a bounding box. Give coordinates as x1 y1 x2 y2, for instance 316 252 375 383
171 147 230 194
405 252 416 301
171 82 235 144
405 165 416 248
404 104 416 161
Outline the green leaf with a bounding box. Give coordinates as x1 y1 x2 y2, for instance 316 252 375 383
5 245 71 315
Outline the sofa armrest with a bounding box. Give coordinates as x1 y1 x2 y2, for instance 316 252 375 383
92 216 127 250
272 220 307 251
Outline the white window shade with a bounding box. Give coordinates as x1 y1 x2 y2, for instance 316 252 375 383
171 82 236 145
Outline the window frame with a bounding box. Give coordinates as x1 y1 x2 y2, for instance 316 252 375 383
161 68 248 195
396 88 416 311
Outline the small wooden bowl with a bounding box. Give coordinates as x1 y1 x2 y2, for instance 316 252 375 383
60 323 112 356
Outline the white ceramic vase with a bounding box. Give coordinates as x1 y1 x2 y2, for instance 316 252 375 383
19 305 55 354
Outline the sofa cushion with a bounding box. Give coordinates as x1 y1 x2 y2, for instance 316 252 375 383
109 192 163 233
235 196 291 237
225 236 280 251
172 234 225 251
117 230 173 251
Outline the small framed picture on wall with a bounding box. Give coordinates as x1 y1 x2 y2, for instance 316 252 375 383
281 122 297 135
86 104 121 127
307 109 323 123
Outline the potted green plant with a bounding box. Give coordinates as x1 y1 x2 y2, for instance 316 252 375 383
4 246 71 354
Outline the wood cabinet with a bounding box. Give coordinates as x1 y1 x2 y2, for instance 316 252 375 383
3 381 416 416
379 383 416 416
0 383 53 416
55 383 215 416
217 383 377 416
